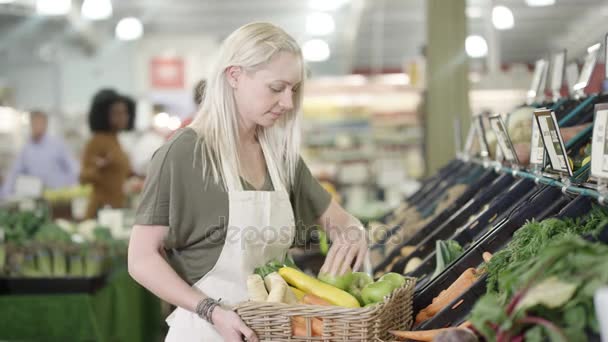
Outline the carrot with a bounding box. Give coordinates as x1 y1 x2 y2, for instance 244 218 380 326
291 315 323 336
415 268 478 324
390 328 449 341
458 320 472 329
302 293 332 306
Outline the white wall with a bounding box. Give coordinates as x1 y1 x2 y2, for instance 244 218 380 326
134 34 220 124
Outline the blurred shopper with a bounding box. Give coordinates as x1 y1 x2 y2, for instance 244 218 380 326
0 110 79 200
178 79 207 131
80 89 135 218
130 104 168 177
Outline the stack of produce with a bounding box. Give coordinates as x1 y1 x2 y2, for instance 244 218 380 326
43 184 92 204
0 207 125 278
246 259 408 337
469 208 608 341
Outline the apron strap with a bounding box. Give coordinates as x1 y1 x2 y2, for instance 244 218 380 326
220 152 243 192
220 137 286 192
260 138 286 192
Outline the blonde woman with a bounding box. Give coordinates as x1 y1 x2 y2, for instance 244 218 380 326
128 22 369 341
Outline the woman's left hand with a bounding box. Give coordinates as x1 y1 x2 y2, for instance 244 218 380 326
319 226 368 276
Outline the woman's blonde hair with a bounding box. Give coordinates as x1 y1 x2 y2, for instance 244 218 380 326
189 22 304 191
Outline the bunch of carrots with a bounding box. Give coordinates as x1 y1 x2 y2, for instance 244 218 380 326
291 293 331 337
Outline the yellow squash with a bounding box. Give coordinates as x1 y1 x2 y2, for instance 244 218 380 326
289 286 306 301
278 267 360 308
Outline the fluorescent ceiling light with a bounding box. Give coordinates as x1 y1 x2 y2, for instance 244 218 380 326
492 6 514 30
303 39 330 62
525 0 555 7
306 12 335 36
309 0 350 11
36 0 71 16
466 6 483 18
116 17 143 41
466 35 488 58
81 0 112 20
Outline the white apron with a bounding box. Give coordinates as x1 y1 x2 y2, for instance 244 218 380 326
165 140 296 341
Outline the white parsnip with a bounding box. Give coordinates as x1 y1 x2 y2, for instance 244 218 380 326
265 272 288 303
247 274 268 302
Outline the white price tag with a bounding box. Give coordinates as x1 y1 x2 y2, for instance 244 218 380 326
97 208 123 238
550 50 566 98
530 116 545 166
573 43 600 93
566 62 580 95
475 115 490 158
535 109 572 176
591 106 608 179
489 114 519 165
463 125 476 157
14 175 43 199
527 59 548 104
595 287 608 342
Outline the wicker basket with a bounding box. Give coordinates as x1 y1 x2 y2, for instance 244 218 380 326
235 277 415 341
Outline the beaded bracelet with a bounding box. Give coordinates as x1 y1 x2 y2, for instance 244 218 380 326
195 297 222 324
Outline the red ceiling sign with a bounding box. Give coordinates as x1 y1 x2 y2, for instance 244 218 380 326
150 57 185 89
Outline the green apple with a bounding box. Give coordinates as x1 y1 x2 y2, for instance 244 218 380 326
318 269 354 290
346 272 373 305
361 280 394 305
379 272 405 290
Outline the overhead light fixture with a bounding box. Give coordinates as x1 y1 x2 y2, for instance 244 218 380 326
492 6 514 30
81 0 112 20
36 0 71 16
115 17 143 41
465 35 488 58
309 0 350 11
303 39 330 62
168 116 182 131
153 112 170 129
525 0 555 7
466 6 483 18
306 12 335 36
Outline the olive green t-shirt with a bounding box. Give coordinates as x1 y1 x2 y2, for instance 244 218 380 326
134 128 331 285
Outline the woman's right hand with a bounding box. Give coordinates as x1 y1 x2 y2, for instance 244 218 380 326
211 306 259 342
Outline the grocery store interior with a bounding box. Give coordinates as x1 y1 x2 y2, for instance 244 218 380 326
1 0 608 341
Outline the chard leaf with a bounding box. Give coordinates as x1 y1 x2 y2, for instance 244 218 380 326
515 277 577 312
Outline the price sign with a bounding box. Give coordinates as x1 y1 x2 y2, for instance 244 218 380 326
14 175 43 199
489 114 520 165
530 114 545 167
591 104 608 179
566 62 580 95
573 43 600 94
527 59 548 104
475 114 490 159
550 50 566 99
463 124 476 157
535 109 572 176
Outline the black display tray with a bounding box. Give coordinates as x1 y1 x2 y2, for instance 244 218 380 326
413 186 569 313
373 169 498 273
389 173 518 274
413 195 595 332
407 178 538 285
0 274 107 295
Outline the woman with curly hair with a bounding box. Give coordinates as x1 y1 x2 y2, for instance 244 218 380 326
80 89 135 219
